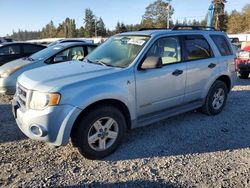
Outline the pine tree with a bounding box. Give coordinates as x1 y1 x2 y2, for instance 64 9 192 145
96 17 107 37
84 9 96 37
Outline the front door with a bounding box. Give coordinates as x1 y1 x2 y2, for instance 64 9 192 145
135 36 186 117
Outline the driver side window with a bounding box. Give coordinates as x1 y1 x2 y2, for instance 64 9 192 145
52 46 84 63
147 37 181 65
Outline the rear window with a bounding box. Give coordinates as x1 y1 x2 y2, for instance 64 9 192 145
184 35 213 61
210 35 233 56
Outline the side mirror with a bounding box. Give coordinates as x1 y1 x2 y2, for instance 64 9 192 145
141 56 163 69
53 56 64 63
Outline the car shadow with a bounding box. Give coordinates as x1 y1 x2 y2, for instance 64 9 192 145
60 180 176 188
235 77 250 86
104 89 250 161
0 104 27 144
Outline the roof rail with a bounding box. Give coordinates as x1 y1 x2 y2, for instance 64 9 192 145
138 28 169 31
172 25 217 31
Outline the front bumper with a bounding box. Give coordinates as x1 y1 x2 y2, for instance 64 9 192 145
0 77 16 95
12 97 82 146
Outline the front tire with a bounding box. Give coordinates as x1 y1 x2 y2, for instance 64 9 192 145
239 72 249 79
201 80 228 115
73 106 126 159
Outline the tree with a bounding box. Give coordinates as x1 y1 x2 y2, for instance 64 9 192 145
242 4 250 32
96 17 107 36
227 10 244 34
10 30 41 41
41 20 57 38
115 22 127 33
84 9 96 37
220 11 229 32
141 0 174 28
213 0 227 30
77 26 85 37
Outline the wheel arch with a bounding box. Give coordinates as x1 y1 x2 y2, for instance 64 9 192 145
70 99 132 141
216 75 231 93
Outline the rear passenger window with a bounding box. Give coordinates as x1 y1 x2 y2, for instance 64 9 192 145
23 45 44 54
210 35 233 56
146 36 181 65
184 35 213 61
0 45 21 55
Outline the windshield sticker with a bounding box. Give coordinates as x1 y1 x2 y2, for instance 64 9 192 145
128 39 146 46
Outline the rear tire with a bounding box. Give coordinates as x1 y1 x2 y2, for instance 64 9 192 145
73 106 126 159
201 80 228 116
239 72 249 79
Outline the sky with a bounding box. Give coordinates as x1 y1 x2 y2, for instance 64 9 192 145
0 0 249 36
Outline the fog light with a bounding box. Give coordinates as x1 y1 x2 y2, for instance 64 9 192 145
30 124 47 137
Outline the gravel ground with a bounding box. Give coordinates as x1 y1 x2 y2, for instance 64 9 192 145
0 78 249 188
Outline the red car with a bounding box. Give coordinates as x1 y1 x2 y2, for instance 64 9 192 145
236 46 250 79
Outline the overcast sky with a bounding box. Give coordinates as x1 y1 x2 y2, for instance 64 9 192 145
0 0 249 36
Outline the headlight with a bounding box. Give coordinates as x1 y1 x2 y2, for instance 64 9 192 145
29 91 61 110
0 66 21 78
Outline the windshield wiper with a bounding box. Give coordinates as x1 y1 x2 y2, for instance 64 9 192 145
85 58 108 66
84 58 122 68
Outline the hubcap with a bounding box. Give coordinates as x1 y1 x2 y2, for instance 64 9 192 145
212 88 225 110
87 117 119 151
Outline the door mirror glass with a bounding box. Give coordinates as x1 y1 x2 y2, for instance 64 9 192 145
141 56 162 69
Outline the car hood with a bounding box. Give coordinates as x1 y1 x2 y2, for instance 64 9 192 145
18 61 119 92
0 58 34 73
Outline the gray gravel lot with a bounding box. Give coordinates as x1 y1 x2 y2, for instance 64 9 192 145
0 78 249 188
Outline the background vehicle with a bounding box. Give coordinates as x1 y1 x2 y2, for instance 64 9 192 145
236 46 250 79
0 42 97 94
48 38 94 47
0 37 13 44
0 42 46 66
12 26 236 159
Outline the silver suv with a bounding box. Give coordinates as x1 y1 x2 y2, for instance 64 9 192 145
12 26 237 159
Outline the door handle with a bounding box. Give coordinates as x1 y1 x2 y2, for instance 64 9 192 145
208 63 216 69
172 69 183 76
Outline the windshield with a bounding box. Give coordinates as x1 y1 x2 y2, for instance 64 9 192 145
86 35 150 68
29 45 63 61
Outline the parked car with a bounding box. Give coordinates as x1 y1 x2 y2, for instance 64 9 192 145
12 26 237 159
236 46 250 79
0 42 46 66
0 42 97 94
0 37 13 44
48 38 94 47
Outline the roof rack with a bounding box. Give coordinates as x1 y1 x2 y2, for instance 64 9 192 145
172 25 217 31
138 28 169 31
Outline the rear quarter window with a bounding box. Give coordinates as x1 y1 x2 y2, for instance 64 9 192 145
210 35 233 56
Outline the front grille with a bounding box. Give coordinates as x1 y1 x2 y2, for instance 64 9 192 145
16 84 28 108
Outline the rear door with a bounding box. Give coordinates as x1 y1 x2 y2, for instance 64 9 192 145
183 34 217 103
135 36 187 117
0 44 22 65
